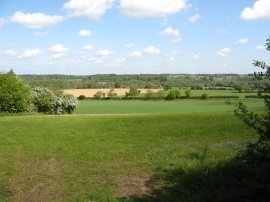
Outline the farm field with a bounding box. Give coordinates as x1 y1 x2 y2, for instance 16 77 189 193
0 98 265 201
75 99 265 115
64 89 256 98
0 113 258 201
63 88 162 98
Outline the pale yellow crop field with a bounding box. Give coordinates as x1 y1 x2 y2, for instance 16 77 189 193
63 88 162 97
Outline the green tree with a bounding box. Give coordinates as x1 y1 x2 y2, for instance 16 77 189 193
0 71 30 113
126 87 140 97
235 36 270 142
201 93 208 100
107 89 117 98
93 91 105 99
185 89 191 98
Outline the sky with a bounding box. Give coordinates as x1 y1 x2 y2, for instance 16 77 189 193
0 0 269 75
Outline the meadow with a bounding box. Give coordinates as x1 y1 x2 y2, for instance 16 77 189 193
0 98 265 201
64 89 257 98
75 99 264 114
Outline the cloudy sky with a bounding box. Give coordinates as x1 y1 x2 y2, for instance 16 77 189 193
0 0 269 75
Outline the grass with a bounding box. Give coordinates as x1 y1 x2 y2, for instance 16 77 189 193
75 99 265 114
0 112 259 201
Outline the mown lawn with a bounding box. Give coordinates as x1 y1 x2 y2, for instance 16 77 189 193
0 113 258 201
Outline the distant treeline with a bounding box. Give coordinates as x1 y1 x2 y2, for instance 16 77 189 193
20 74 269 92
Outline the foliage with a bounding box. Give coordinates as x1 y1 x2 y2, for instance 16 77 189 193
0 71 30 113
126 87 140 97
62 94 78 114
166 89 181 100
20 73 269 91
185 89 191 98
201 93 208 100
78 95 86 100
235 36 270 142
31 87 77 114
93 91 105 99
107 89 117 98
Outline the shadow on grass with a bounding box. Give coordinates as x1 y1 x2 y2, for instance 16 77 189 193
119 142 270 202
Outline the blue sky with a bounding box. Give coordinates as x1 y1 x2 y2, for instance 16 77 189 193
0 0 269 75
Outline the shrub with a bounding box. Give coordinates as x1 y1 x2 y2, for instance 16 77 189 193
78 95 86 100
201 93 208 100
31 87 77 114
93 91 105 99
107 89 117 98
185 89 191 98
166 90 177 100
62 94 78 114
126 87 140 97
0 71 30 113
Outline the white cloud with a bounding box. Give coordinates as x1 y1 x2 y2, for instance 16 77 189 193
83 44 93 50
120 0 187 18
168 56 176 61
125 43 134 48
256 45 265 50
96 49 116 57
5 50 17 57
216 47 230 57
129 51 143 57
191 53 200 60
52 53 66 59
33 31 49 36
50 44 69 53
116 57 126 62
237 38 249 44
10 11 64 29
160 27 181 43
17 48 43 59
0 18 6 27
188 14 201 23
143 46 160 54
63 0 114 20
50 44 69 59
78 29 92 37
241 0 270 20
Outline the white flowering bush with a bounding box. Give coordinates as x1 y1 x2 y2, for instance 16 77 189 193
31 87 77 114
62 94 78 114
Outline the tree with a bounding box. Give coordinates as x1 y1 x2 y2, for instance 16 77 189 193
235 36 270 142
107 89 117 98
185 89 191 98
0 71 30 113
144 89 154 100
201 93 208 100
126 87 140 97
93 91 105 99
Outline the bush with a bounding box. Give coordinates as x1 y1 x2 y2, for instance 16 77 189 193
78 95 86 100
0 71 30 113
93 91 105 99
62 94 78 114
185 89 191 98
31 87 77 114
107 89 117 98
201 93 208 100
126 87 140 97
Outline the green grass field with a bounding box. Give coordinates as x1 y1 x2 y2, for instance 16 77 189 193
75 99 265 114
0 99 265 201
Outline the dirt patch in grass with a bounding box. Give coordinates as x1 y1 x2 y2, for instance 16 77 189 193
114 174 156 198
10 153 68 202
